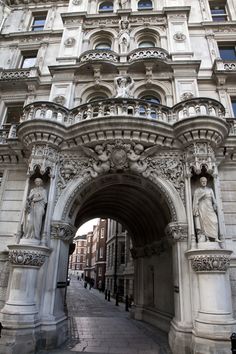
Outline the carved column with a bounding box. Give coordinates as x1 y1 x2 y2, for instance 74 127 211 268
166 222 193 354
0 244 50 354
187 245 236 345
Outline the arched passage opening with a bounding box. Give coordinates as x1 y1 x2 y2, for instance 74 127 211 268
49 172 188 339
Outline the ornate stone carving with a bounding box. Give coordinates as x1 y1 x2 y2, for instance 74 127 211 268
185 142 216 176
173 32 186 42
72 0 82 4
64 37 76 47
28 144 59 176
9 249 47 267
131 239 169 259
166 222 188 243
191 254 230 272
118 19 130 54
51 222 76 241
180 92 194 101
128 48 169 63
53 95 66 105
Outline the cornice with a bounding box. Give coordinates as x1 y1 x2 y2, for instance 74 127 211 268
0 29 63 41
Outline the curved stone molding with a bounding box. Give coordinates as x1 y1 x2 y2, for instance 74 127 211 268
165 222 188 243
8 245 50 267
51 222 77 241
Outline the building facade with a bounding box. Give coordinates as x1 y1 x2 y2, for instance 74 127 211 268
0 0 236 354
105 219 134 298
68 234 87 277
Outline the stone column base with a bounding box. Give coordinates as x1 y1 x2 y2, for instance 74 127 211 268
192 335 231 354
168 320 192 354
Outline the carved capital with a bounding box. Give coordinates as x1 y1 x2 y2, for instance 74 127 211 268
184 142 216 176
28 144 59 177
51 222 77 241
8 245 50 267
166 222 188 243
191 254 230 272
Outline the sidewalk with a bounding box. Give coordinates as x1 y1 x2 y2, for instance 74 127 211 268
38 277 172 354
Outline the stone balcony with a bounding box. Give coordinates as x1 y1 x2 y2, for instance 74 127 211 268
0 124 18 143
213 59 236 73
79 49 119 63
10 97 231 150
20 97 225 126
0 67 40 81
128 47 170 63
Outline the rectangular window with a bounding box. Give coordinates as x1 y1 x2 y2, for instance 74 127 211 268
218 45 236 60
21 52 38 68
231 98 236 117
100 228 104 238
31 14 47 31
210 2 228 21
98 267 102 276
99 247 103 258
5 104 24 124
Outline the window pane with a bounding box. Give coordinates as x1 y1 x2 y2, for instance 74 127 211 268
138 0 153 9
22 57 37 68
139 41 155 48
95 43 111 50
219 46 236 60
99 1 113 11
231 99 236 117
5 105 23 124
31 15 46 31
210 2 227 21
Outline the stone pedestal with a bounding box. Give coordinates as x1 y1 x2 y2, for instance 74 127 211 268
0 243 50 354
186 243 236 354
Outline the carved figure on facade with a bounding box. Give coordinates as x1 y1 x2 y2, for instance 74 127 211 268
114 75 134 98
23 178 47 240
119 0 130 9
193 177 220 242
118 19 130 54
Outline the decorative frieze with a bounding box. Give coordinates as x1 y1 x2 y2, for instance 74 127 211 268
191 254 230 272
9 249 47 267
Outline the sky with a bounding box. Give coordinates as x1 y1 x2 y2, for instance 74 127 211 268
76 218 99 235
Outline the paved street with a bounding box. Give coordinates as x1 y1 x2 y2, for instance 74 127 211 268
38 277 172 354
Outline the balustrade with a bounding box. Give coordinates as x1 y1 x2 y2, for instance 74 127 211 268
79 49 119 63
128 47 169 63
0 68 39 81
0 98 229 145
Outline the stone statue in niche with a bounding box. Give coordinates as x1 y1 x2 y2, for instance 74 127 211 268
118 19 130 53
24 178 47 240
114 75 134 98
193 176 221 242
119 0 130 9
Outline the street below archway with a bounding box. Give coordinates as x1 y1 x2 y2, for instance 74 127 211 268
39 276 172 354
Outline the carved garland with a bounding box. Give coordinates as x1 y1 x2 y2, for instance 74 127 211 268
9 249 47 267
191 254 230 272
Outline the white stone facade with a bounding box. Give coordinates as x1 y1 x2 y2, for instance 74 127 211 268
0 0 236 353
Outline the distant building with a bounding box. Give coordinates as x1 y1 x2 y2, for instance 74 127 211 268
105 220 134 299
68 234 87 278
84 219 107 289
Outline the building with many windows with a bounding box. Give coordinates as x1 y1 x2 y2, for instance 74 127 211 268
68 234 87 277
1 0 236 353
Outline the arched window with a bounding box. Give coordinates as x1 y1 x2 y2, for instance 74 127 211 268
99 1 113 12
141 95 160 104
95 42 111 50
138 0 153 10
138 41 155 48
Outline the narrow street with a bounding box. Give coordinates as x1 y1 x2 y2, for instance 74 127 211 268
39 276 172 354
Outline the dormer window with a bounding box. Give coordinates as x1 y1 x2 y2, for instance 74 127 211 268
99 1 113 12
138 0 153 10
